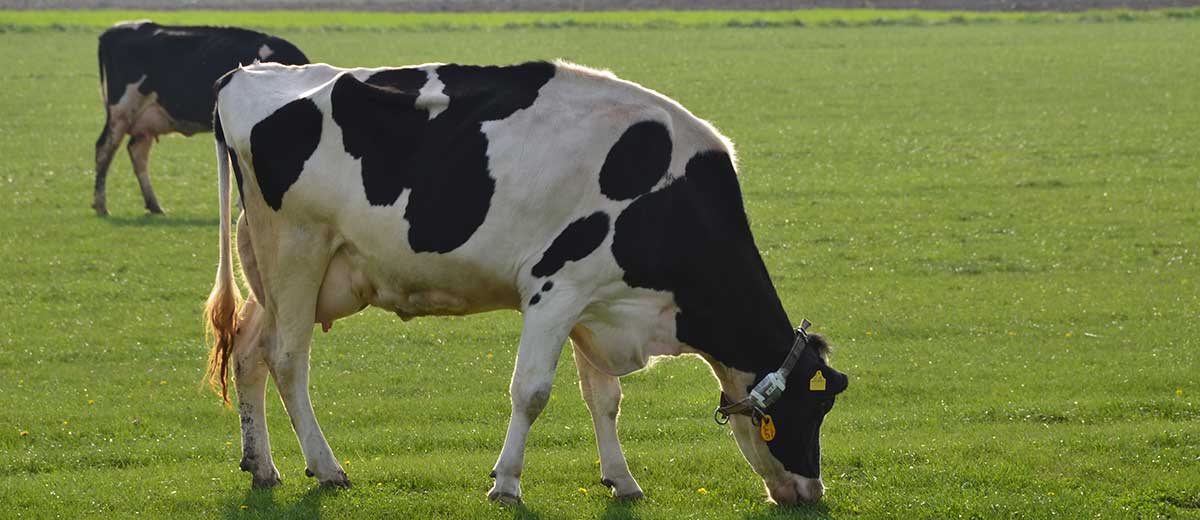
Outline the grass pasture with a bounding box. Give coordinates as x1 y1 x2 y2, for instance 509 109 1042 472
1 10 1198 519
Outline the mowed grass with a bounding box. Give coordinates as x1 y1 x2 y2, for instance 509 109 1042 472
1 13 1198 519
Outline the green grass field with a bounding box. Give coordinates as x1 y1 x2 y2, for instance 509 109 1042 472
1 10 1198 519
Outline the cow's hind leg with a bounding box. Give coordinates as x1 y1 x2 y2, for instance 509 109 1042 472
262 234 348 488
233 298 281 487
127 135 164 214
571 340 643 500
489 302 582 504
92 112 124 216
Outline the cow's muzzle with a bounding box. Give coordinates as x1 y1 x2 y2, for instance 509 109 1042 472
767 475 825 506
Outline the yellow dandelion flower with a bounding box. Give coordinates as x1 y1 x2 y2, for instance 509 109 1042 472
1047 491 1056 496
19 431 29 437
1007 331 1017 336
87 399 96 405
160 380 167 385
62 421 69 427
1177 388 1184 397
865 331 873 336
239 504 249 511
1064 331 1073 337
486 352 494 359
578 487 588 494
697 487 708 495
377 482 383 487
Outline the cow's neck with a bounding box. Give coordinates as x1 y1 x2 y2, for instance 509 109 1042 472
611 149 798 381
673 243 796 379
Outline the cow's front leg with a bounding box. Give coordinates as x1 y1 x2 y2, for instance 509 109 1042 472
488 311 576 504
232 299 281 487
572 344 643 500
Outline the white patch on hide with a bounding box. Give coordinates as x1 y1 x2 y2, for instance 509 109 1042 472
417 67 449 120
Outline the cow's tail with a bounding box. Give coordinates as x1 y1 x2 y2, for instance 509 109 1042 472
204 106 242 405
96 37 106 105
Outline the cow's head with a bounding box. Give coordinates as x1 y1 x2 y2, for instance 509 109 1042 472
720 333 849 505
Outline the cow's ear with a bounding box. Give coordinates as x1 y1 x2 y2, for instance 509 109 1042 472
794 346 849 399
809 364 849 397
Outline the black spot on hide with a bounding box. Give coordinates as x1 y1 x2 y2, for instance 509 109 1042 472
531 212 610 278
229 147 246 201
364 67 428 92
250 98 323 211
598 121 673 201
331 62 555 253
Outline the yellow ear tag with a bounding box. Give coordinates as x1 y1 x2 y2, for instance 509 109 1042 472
810 370 826 391
759 414 776 442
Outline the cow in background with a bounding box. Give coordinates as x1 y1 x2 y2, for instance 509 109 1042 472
93 20 308 216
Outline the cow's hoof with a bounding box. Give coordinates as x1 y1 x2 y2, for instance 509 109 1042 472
602 478 644 501
305 468 314 478
488 490 522 506
252 475 281 489
146 206 165 215
318 471 351 489
93 204 108 217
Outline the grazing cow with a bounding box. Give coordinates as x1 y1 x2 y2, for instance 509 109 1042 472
205 60 849 505
93 20 308 216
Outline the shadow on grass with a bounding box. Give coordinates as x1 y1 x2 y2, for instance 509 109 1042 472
500 494 644 520
103 214 219 228
508 502 543 520
744 502 835 520
223 485 338 519
601 497 643 520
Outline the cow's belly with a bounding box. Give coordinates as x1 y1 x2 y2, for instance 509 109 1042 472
571 288 686 377
125 97 206 137
127 103 172 136
314 239 521 329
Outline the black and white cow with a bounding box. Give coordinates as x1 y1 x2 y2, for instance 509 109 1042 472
205 60 849 505
93 20 308 216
